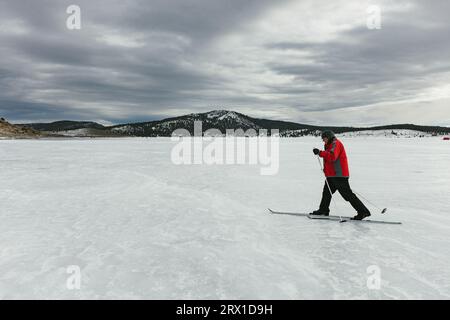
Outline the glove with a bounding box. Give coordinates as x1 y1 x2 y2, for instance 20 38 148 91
313 148 320 155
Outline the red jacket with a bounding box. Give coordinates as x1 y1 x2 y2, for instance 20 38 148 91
319 138 349 177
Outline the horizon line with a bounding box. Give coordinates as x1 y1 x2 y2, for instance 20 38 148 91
5 110 450 129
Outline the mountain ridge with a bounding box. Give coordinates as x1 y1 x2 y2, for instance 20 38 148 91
0 118 42 138
11 110 450 137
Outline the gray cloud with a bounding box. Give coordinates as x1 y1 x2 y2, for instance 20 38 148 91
267 11 450 112
0 0 449 125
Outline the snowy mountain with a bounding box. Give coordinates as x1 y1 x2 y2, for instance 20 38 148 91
110 110 321 136
18 110 450 138
111 110 266 136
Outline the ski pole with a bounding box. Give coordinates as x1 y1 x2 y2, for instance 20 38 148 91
316 155 342 222
354 191 388 214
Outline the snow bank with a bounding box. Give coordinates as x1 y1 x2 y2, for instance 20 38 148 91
0 137 449 299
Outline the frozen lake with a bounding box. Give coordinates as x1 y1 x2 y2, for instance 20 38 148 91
0 137 449 299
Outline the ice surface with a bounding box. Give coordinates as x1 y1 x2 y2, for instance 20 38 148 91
0 137 449 299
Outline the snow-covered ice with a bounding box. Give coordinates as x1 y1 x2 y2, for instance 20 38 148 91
0 137 449 299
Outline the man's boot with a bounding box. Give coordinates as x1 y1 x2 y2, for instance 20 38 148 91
310 209 330 216
351 212 371 220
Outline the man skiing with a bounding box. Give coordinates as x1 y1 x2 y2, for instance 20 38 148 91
311 130 371 220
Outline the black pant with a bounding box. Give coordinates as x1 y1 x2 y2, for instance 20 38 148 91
319 177 370 214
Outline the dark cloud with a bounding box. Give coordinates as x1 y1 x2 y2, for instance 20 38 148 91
266 5 450 113
0 99 88 122
0 0 449 125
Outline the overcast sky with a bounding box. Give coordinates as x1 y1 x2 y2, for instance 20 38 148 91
0 0 449 126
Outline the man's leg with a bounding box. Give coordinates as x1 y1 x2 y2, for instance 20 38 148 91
335 178 370 214
317 178 337 214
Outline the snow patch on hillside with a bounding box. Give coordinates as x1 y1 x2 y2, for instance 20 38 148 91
206 110 229 119
50 128 92 137
112 125 143 134
338 130 437 138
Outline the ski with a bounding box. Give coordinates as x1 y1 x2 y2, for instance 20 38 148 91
308 215 402 225
268 209 402 225
267 208 311 217
267 209 348 219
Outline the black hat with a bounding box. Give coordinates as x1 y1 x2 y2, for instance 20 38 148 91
321 130 336 140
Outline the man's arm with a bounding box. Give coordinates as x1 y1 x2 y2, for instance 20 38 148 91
319 141 341 161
